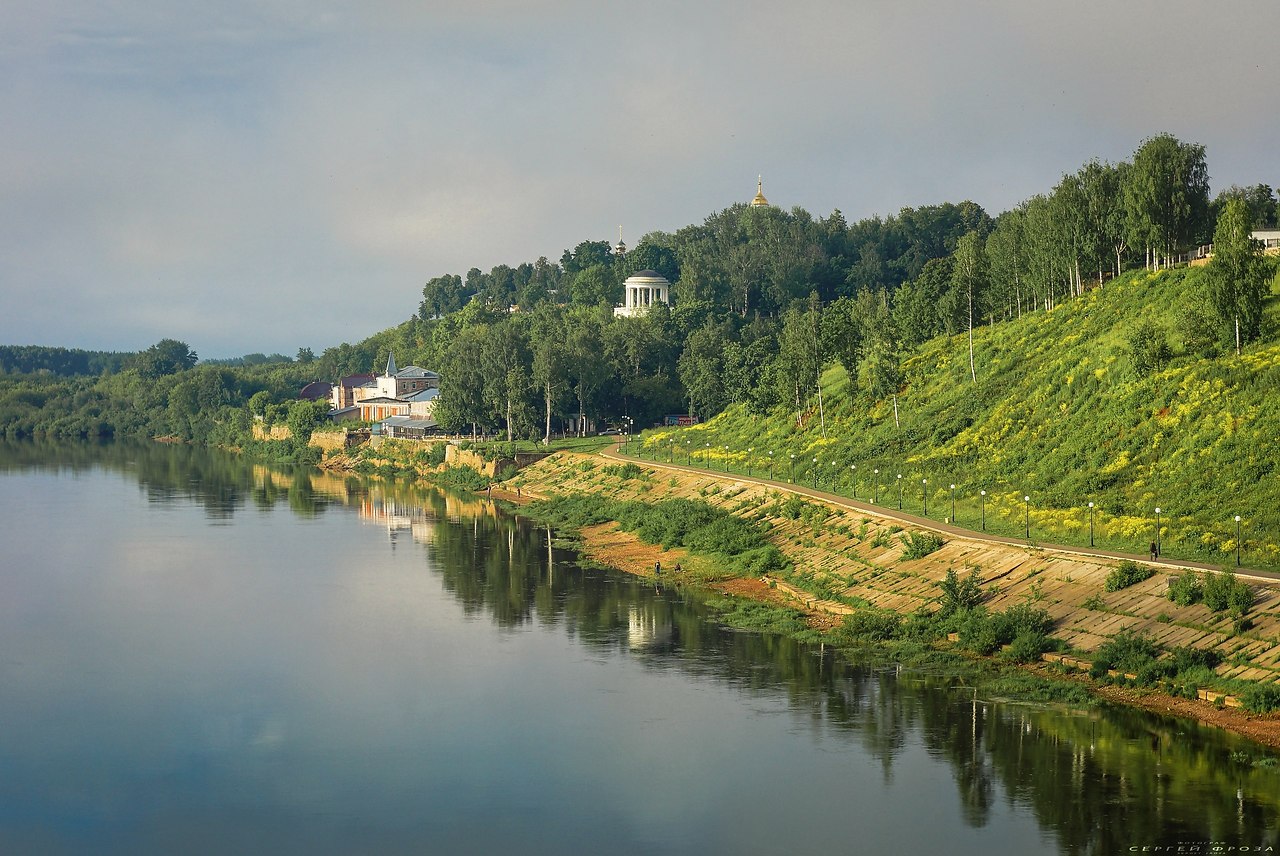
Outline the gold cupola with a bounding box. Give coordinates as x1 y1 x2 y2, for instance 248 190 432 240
750 175 770 207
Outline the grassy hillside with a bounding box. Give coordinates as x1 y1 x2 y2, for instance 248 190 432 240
640 264 1280 569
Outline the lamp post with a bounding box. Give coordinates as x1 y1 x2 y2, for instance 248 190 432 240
850 464 857 496
685 440 691 466
1088 501 1095 547
723 445 729 473
1024 495 1030 540
789 454 795 483
747 448 753 477
767 451 773 480
1154 507 1161 558
873 469 880 504
812 457 818 487
950 484 956 523
980 490 986 531
922 478 928 516
704 442 709 467
1235 515 1242 567
896 474 903 510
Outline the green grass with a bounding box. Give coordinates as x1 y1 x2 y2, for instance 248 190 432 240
628 264 1280 570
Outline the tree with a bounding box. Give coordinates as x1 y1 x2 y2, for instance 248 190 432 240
677 321 729 420
1207 197 1266 355
419 274 468 319
565 311 610 434
295 347 315 364
1126 320 1171 376
893 256 952 346
133 339 197 379
1124 134 1209 269
567 264 619 308
774 299 824 430
479 318 531 441
858 293 902 426
985 209 1027 319
949 231 987 384
530 307 569 443
435 326 489 435
821 295 862 379
1211 184 1278 232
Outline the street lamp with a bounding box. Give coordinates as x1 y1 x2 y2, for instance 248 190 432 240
850 464 857 496
767 451 773 480
1024 495 1030 540
950 483 956 523
812 457 819 487
685 439 691 465
1088 501 1095 547
873 469 880 504
896 474 903 509
747 448 753 477
922 478 928 516
1154 507 1161 558
704 442 709 466
1235 515 1242 567
789 454 795 483
723 445 729 473
980 490 986 531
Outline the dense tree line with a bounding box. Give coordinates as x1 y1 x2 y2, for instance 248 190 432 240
357 133 1271 440
0 345 134 377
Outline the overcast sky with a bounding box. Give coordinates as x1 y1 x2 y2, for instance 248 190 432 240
3 1 1277 359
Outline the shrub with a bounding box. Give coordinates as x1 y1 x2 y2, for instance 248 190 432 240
956 608 1004 655
1090 630 1162 681
780 496 805 519
1104 560 1155 592
840 610 903 642
1202 571 1253 613
937 567 985 616
1240 684 1280 714
426 442 448 466
1004 631 1051 664
999 603 1053 638
603 462 642 480
1167 571 1202 606
900 531 945 560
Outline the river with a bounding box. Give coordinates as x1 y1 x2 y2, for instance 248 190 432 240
0 441 1276 854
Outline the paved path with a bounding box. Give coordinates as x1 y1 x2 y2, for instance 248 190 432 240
601 444 1280 586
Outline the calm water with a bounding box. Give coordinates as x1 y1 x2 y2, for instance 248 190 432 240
0 441 1277 855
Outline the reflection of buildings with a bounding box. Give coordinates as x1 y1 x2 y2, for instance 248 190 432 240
627 605 674 652
359 494 438 547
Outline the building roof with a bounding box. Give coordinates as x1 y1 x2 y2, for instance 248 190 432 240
299 381 332 401
338 373 375 388
406 388 439 401
357 396 406 405
395 365 438 379
625 270 669 283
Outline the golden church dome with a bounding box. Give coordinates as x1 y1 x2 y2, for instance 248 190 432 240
750 175 770 207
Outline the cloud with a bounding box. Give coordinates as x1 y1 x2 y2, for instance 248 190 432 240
1 1 1278 356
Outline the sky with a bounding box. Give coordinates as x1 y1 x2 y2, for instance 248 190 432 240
2 1 1278 359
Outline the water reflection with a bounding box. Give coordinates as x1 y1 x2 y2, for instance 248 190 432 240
2 440 1278 851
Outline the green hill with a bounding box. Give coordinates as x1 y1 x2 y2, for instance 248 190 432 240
640 264 1280 569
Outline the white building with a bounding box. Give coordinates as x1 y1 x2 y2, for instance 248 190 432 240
614 269 671 318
